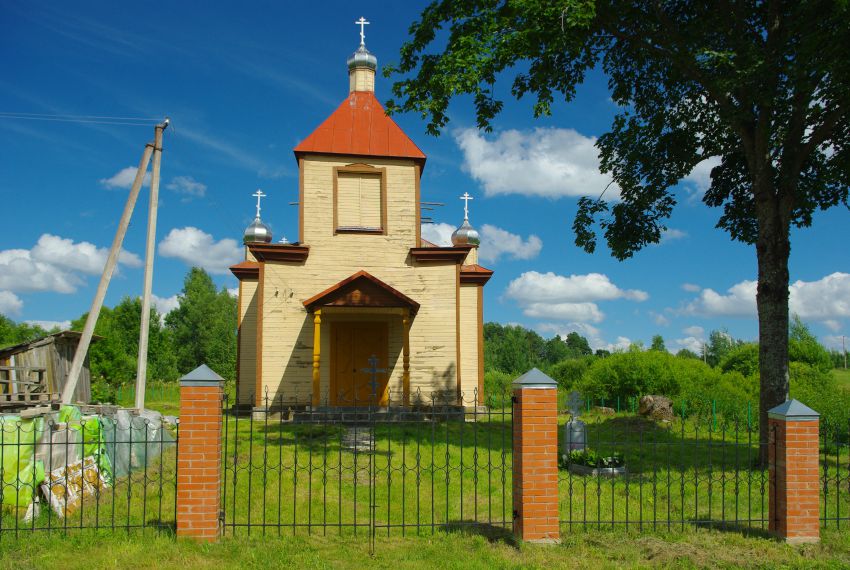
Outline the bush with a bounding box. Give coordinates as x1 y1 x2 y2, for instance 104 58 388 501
483 370 513 404
549 357 594 391
90 376 117 403
790 362 850 439
719 343 760 378
577 350 685 400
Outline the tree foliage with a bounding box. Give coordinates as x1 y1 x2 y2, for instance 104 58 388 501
0 316 55 349
71 297 177 385
165 268 237 381
387 0 850 450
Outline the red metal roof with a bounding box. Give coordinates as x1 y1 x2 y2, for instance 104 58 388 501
293 91 426 163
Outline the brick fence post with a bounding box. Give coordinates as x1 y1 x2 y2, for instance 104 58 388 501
177 364 224 541
512 368 560 543
768 399 820 544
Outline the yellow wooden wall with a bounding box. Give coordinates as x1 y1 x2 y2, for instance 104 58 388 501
458 284 481 404
254 154 462 404
238 279 258 405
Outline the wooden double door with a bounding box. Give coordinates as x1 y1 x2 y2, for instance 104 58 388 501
330 322 389 406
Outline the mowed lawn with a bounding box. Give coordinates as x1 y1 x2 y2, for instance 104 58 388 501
2 527 850 569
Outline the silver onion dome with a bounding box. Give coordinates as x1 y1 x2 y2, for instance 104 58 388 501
243 217 272 244
347 45 377 70
451 219 480 247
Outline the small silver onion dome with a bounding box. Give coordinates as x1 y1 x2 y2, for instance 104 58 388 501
451 219 480 247
347 45 377 70
243 217 272 244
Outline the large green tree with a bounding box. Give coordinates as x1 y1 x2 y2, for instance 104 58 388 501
387 1 849 451
71 297 177 385
165 268 237 381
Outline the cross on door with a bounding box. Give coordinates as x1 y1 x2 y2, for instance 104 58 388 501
360 354 386 404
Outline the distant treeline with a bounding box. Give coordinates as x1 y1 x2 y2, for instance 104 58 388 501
483 320 849 434
1 268 236 401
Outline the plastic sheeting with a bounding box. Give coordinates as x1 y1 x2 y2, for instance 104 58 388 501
0 416 45 509
0 406 175 514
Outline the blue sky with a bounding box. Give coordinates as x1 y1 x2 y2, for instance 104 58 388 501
1 1 848 353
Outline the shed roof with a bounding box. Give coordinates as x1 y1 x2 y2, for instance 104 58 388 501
293 91 426 165
0 331 103 358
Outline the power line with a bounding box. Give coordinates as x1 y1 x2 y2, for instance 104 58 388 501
0 112 161 126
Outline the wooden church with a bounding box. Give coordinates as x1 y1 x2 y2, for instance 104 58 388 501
230 28 492 410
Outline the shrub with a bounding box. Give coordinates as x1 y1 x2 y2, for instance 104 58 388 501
549 357 593 391
719 343 760 378
483 370 513 404
577 350 687 400
790 362 850 439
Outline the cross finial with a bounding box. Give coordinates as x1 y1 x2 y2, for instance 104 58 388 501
460 192 474 221
252 189 266 219
355 16 370 46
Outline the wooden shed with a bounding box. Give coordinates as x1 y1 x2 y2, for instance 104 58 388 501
0 331 99 405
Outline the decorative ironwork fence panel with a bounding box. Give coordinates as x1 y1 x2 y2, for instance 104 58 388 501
820 420 850 529
558 403 849 533
221 391 513 540
0 412 178 536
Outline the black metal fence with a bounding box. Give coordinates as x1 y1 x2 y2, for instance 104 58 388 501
0 411 178 537
221 390 513 545
557 403 849 533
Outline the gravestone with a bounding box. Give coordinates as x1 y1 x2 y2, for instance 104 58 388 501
562 391 587 456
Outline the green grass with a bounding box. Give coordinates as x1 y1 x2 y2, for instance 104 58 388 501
114 382 181 415
834 368 850 393
2 528 850 569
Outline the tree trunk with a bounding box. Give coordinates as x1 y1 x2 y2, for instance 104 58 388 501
755 197 791 464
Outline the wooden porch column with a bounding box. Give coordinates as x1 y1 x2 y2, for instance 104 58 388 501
402 308 411 406
312 309 321 407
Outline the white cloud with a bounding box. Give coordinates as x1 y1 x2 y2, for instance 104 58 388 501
660 229 687 242
682 283 701 293
505 271 647 324
823 335 848 351
454 127 618 199
0 234 140 294
166 176 207 197
523 302 604 323
651 311 671 326
151 294 179 317
603 336 633 353
24 319 71 331
823 320 841 333
683 325 704 337
421 223 455 246
789 272 850 321
0 291 23 316
478 224 542 264
675 336 705 354
505 271 648 304
684 273 850 323
100 166 151 189
685 280 757 317
227 287 239 297
682 156 721 194
420 222 542 265
31 234 141 275
158 227 242 275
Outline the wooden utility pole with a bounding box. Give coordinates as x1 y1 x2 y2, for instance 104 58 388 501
62 139 155 404
135 120 168 410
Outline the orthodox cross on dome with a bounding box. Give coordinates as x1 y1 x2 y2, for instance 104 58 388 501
252 189 267 219
460 192 474 221
355 17 370 46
